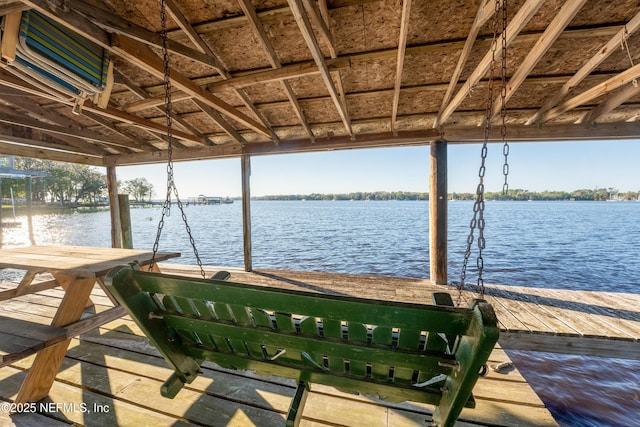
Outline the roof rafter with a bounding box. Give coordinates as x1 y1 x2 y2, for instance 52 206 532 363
238 0 315 141
163 0 248 145
120 24 623 115
537 63 640 123
122 57 351 114
0 137 103 166
527 10 640 125
0 75 157 151
114 69 207 148
438 0 545 126
0 100 113 156
490 0 588 120
391 0 412 132
434 0 499 129
307 0 351 134
110 34 271 139
287 0 353 137
578 84 640 124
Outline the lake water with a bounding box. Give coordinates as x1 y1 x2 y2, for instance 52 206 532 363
1 200 639 426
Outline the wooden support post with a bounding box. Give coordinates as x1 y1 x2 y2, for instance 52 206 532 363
429 139 448 285
241 155 252 271
26 176 35 245
118 194 133 249
106 166 122 248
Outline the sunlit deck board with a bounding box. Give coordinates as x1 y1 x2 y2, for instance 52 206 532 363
178 266 639 359
0 269 558 426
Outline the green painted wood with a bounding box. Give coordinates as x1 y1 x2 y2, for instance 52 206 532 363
129 270 473 336
105 264 500 427
286 381 309 427
321 319 342 339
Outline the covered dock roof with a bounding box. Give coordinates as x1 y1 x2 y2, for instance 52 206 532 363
0 0 638 167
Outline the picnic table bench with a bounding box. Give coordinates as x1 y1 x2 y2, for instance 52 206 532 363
0 245 179 403
106 264 499 427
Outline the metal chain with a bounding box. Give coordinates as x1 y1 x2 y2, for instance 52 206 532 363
458 0 506 305
500 0 509 194
150 0 206 278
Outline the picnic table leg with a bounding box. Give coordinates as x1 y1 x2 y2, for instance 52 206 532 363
14 275 96 403
55 272 95 308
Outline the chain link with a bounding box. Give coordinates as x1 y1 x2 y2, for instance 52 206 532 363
150 0 206 278
458 0 506 305
500 0 510 194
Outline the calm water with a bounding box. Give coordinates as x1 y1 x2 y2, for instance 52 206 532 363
2 200 639 425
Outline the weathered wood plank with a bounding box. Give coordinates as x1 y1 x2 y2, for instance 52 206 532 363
0 269 563 426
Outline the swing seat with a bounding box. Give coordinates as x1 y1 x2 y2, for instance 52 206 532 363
105 264 499 427
0 9 113 110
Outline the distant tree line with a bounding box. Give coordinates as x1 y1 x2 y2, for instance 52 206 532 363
257 191 429 201
2 158 637 205
1 158 154 206
256 188 640 202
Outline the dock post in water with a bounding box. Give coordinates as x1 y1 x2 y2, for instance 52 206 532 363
118 194 133 249
26 176 34 245
106 166 122 248
242 154 252 271
430 139 448 285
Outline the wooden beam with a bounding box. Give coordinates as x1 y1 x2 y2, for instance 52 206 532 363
438 0 545 126
0 101 108 156
0 140 103 165
0 130 104 159
110 34 271 139
241 155 252 272
287 0 353 136
499 332 640 360
123 57 351 114
434 0 498 128
429 139 447 285
51 0 221 71
579 83 640 124
114 67 211 146
490 0 588 120
164 0 217 58
391 0 412 132
0 2 29 15
238 0 314 140
192 99 246 144
166 0 275 140
164 0 248 144
527 10 640 124
106 166 122 249
103 130 438 165
303 0 351 136
537 63 640 123
442 121 640 143
0 71 194 148
0 112 123 148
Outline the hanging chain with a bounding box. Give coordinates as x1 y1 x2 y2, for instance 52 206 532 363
458 0 506 305
150 0 206 278
500 0 509 194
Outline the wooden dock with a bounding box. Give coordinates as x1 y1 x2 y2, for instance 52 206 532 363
0 265 565 426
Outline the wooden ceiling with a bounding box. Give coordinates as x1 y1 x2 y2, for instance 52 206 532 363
0 0 639 166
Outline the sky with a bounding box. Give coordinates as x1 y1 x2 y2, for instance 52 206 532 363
114 140 640 198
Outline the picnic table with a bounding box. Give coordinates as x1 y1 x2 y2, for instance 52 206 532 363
0 245 180 403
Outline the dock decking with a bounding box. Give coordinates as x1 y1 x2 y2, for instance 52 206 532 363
0 265 565 426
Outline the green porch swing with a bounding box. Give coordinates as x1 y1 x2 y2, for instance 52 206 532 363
104 1 507 426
